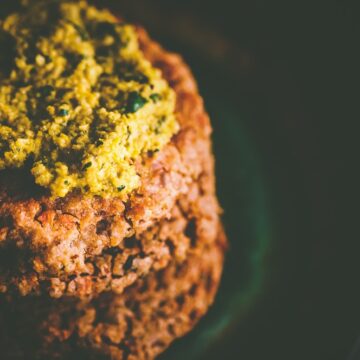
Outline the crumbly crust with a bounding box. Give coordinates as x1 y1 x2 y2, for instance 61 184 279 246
0 27 218 298
0 227 226 360
0 165 219 298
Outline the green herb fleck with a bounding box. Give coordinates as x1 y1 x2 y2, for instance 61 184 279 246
117 185 126 192
59 108 69 116
117 62 148 84
123 72 148 84
82 162 92 170
38 85 54 97
148 148 160 157
125 91 147 113
150 93 162 102
155 117 166 134
67 20 89 41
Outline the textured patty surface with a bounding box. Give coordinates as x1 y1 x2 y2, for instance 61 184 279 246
0 227 226 360
1 164 219 298
0 27 217 298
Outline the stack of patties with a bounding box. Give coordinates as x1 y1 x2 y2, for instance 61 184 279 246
0 1 226 359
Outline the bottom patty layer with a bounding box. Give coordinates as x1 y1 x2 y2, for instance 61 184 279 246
0 227 226 360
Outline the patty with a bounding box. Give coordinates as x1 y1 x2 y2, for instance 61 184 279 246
0 164 219 298
0 227 226 360
0 26 218 298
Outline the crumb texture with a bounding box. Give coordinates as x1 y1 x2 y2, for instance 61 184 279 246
0 229 226 360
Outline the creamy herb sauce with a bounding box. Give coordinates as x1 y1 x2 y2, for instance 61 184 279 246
0 0 179 197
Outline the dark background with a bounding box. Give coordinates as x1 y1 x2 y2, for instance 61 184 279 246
104 1 359 359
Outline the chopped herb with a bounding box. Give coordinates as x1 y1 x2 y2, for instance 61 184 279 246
58 108 69 116
147 148 160 157
62 52 84 76
124 72 148 84
38 85 54 97
125 91 147 113
82 162 92 170
67 20 89 41
64 180 69 185
70 98 79 108
96 139 104 146
155 116 166 134
116 61 148 84
150 93 162 102
117 185 126 192
57 87 72 97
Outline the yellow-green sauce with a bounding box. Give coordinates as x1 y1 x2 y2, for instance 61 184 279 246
0 0 179 197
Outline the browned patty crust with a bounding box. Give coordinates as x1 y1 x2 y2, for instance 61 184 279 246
0 27 218 297
0 227 226 360
0 167 219 298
